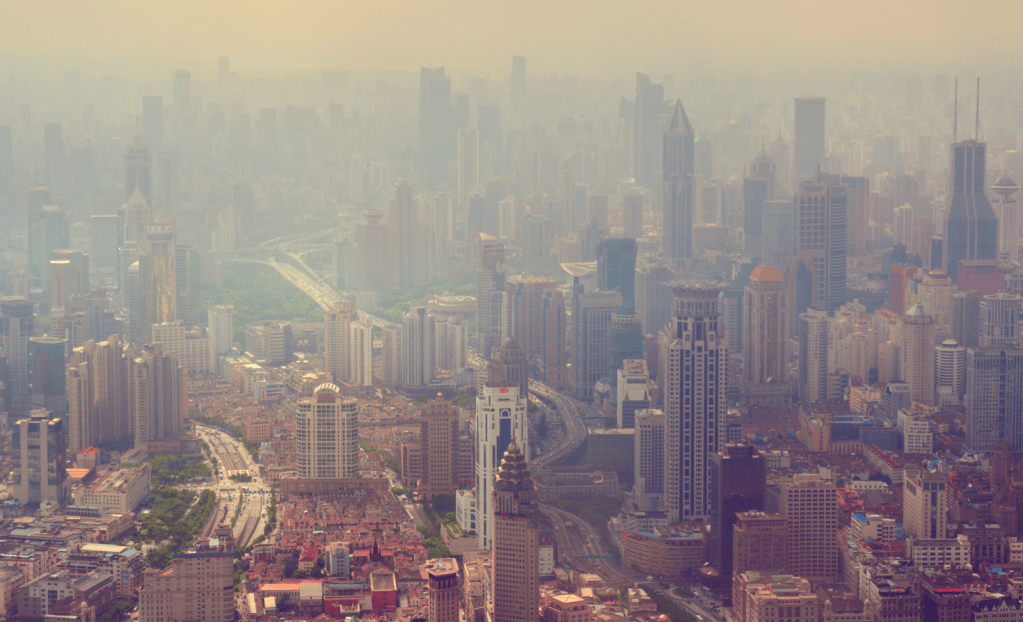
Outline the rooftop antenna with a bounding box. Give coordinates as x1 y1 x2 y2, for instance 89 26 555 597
975 77 981 140
953 78 958 143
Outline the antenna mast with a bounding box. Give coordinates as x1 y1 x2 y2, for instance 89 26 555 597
953 78 958 143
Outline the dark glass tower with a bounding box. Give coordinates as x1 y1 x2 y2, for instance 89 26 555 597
708 444 766 590
599 237 643 373
663 100 694 270
943 140 997 283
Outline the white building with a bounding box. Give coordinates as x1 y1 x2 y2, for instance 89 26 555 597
348 321 373 386
897 409 934 455
295 384 359 478
455 489 476 534
207 305 233 372
72 464 151 516
151 320 210 374
908 535 970 570
475 383 529 550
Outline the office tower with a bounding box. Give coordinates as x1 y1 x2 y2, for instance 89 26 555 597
708 445 765 585
980 292 1021 347
457 129 478 207
662 100 694 269
797 173 847 314
467 190 486 238
477 103 502 177
793 97 826 183
993 175 1020 262
659 282 727 522
935 339 967 404
138 528 235 622
44 122 62 186
324 300 357 385
520 214 553 273
354 209 393 293
332 223 355 291
900 303 936 406
31 205 70 287
634 409 664 497
966 344 1023 451
420 67 452 182
122 188 150 246
207 305 233 371
141 95 164 154
173 244 199 328
902 469 948 540
894 204 913 248
503 275 558 371
943 139 998 282
132 212 176 345
509 56 527 127
539 289 568 389
742 266 790 407
951 291 983 348
597 237 637 310
485 340 527 398
616 359 650 428
588 190 609 229
49 260 80 310
67 361 92 454
743 150 775 260
882 382 911 423
155 148 178 215
402 306 434 387
491 440 539 622
90 215 120 271
380 324 402 387
349 321 373 386
623 188 643 238
571 287 622 400
798 307 831 404
391 181 417 289
475 382 529 550
150 321 210 374
125 136 151 202
29 336 67 416
635 257 675 337
434 317 467 372
295 383 358 478
427 560 459 622
732 511 789 575
905 268 953 331
762 198 795 269
635 73 665 189
12 409 67 504
477 234 506 356
132 343 185 450
419 398 459 499
779 474 838 583
0 297 35 409
0 124 11 196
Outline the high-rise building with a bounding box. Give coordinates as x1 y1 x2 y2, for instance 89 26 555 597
354 209 392 293
131 343 186 450
477 234 506 357
623 188 643 238
951 290 983 348
324 300 358 386
659 282 727 522
900 303 936 406
420 67 452 182
633 409 664 498
635 73 665 190
426 559 459 622
597 237 637 310
732 511 789 575
902 469 948 540
742 266 790 407
122 188 150 247
90 215 121 271
979 292 1021 347
662 100 694 270
151 321 209 374
31 205 70 287
486 339 528 398
44 122 62 186
67 361 93 455
295 384 358 478
138 528 235 622
616 359 650 429
905 268 954 332
761 198 795 269
12 409 67 505
402 306 434 387
457 129 478 208
155 148 178 215
796 173 846 315
0 297 35 409
798 307 831 404
779 473 838 583
943 139 998 283
635 257 675 337
133 211 176 345
207 305 233 372
475 382 529 551
68 336 131 453
125 136 152 202
380 324 402 388
332 223 355 291
174 243 201 327
419 398 459 499
491 440 539 622
141 95 164 154
29 336 67 416
391 181 417 290
708 445 765 586
935 339 967 404
570 287 621 400
348 321 373 386
743 149 775 260
504 276 562 383
793 97 826 183
993 175 1020 263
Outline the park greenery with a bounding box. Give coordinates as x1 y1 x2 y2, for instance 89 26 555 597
149 453 211 486
142 488 217 569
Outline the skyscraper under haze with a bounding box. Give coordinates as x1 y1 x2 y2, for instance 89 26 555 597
476 378 529 551
943 139 998 282
132 343 186 450
796 173 846 314
708 445 765 587
476 234 506 357
635 73 665 190
596 237 637 310
659 282 727 522
742 266 790 407
570 285 621 400
324 300 358 386
391 181 417 289
420 67 452 182
780 473 838 584
142 95 164 153
743 149 775 260
662 100 694 270
794 97 826 183
1 297 35 409
799 307 831 404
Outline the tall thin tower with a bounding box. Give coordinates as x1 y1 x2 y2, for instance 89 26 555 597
794 97 826 183
662 100 694 270
942 135 998 282
993 175 1020 263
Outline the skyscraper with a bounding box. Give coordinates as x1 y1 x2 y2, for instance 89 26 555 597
993 175 1020 263
348 321 373 386
0 297 35 409
798 307 831 404
762 198 795 269
742 266 790 407
295 384 358 478
979 292 1021 347
951 290 983 348
419 398 459 499
155 148 178 215
503 275 560 376
966 296 1023 451
662 100 694 270
491 440 539 622
141 95 164 154
68 336 131 453
44 122 62 186
935 338 966 405
420 67 452 182
570 286 621 400
457 128 478 208
635 73 665 190
732 511 789 576
354 209 392 293
125 137 152 203
475 382 529 551
743 149 775 260
796 173 846 314
476 234 506 357
596 237 637 310
708 445 765 587
139 528 235 622
31 205 70 287
902 469 948 540
622 188 643 238
509 56 527 128
943 139 998 283
659 282 727 522
779 473 838 583
12 409 67 505
324 300 357 386
633 409 664 498
486 339 528 397
900 303 936 406
793 97 826 183
427 560 459 622
207 305 233 372
402 306 434 387
134 211 176 345
391 180 417 289
28 336 67 417
132 343 186 450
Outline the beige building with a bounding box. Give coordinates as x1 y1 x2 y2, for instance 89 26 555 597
132 343 187 450
139 528 235 622
295 383 359 478
68 336 132 454
542 592 591 622
741 574 819 622
419 398 459 499
151 320 211 374
733 510 788 575
633 409 664 497
71 464 151 516
903 469 948 540
324 300 358 386
900 304 936 406
779 474 837 584
426 558 459 622
492 440 539 622
742 266 790 407
905 268 953 333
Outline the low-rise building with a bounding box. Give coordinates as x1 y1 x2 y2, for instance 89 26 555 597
17 569 116 620
0 567 25 618
542 592 591 622
70 465 151 517
455 489 476 533
63 543 148 597
908 535 971 571
622 527 704 579
740 574 818 622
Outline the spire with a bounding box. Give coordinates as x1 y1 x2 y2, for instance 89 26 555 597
668 99 693 134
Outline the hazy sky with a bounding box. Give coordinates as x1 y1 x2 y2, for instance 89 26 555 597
2 0 1018 79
